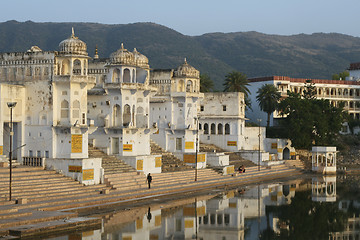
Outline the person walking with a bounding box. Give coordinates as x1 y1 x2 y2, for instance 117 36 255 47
147 173 152 189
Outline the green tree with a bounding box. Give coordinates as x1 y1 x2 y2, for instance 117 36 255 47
223 71 252 110
302 80 316 100
200 74 214 92
223 71 250 96
279 90 345 149
332 71 349 80
256 84 281 127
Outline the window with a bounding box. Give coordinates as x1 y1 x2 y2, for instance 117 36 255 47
223 105 227 111
37 151 41 157
211 123 216 134
29 150 33 157
218 124 223 134
82 113 86 125
200 105 204 111
61 100 69 118
72 100 80 119
45 151 49 158
225 124 230 135
204 123 209 134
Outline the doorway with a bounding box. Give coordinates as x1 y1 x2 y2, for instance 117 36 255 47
112 137 119 154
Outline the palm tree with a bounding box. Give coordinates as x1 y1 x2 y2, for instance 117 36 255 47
256 84 281 127
200 74 214 92
223 71 250 97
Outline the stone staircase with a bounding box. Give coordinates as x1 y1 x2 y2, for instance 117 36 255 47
104 171 148 191
150 140 193 172
88 145 136 175
200 143 256 169
285 159 306 171
0 165 108 234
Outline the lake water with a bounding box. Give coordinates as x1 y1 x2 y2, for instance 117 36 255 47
48 175 360 240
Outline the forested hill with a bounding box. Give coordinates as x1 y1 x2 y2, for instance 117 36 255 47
1 20 360 89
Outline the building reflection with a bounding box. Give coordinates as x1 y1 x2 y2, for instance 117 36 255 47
311 175 337 202
97 180 303 240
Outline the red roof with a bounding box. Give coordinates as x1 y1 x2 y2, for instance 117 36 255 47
248 76 360 86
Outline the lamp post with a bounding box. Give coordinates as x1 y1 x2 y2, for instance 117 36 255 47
195 117 199 181
257 119 262 172
7 102 17 201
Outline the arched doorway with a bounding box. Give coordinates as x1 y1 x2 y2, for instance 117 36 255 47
283 147 290 160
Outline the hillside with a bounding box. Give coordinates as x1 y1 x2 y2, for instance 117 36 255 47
1 21 360 89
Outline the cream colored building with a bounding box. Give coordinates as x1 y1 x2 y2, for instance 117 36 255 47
149 60 205 166
247 75 360 128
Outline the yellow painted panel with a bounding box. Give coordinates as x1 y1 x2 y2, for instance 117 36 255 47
227 141 237 146
81 231 93 237
277 191 283 196
68 234 81 240
71 134 82 153
123 144 133 152
82 169 94 181
0 146 3 155
69 165 82 173
183 207 195 216
198 154 206 162
277 148 283 153
185 219 193 228
137 159 143 170
123 237 132 240
197 206 206 216
150 235 159 240
269 155 272 161
271 195 277 201
229 202 237 208
185 141 194 149
183 154 195 163
155 157 162 168
271 143 278 149
155 215 162 226
227 191 234 199
227 166 235 174
136 219 143 230
290 152 296 156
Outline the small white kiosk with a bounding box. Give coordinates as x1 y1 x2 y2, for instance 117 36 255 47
311 146 337 174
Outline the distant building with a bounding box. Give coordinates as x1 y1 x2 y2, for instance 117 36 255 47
247 75 360 129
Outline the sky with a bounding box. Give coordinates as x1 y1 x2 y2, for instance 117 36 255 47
1 0 360 37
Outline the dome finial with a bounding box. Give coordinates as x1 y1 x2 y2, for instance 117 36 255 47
72 27 75 37
134 48 137 52
184 58 187 64
94 45 99 59
121 43 124 49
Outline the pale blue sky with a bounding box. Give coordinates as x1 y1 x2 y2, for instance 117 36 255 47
2 0 359 36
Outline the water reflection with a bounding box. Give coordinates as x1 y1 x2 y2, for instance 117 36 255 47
51 176 360 240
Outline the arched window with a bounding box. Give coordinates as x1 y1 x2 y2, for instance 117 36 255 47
113 69 120 83
112 104 121 127
73 59 81 75
61 100 69 118
72 100 80 119
177 80 184 92
225 124 230 135
186 80 193 92
204 123 209 134
62 59 70 75
136 106 146 128
211 123 216 134
123 104 131 126
218 123 223 134
123 69 131 83
199 123 202 130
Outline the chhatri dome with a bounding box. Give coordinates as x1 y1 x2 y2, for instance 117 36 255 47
110 43 135 66
174 58 200 78
133 48 149 68
59 28 88 56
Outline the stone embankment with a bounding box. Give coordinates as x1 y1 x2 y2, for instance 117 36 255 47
0 161 305 238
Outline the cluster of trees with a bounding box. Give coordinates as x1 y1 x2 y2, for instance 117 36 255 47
200 72 347 150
